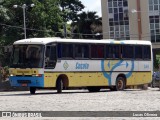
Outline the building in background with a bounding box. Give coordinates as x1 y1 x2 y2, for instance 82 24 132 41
101 0 160 47
101 0 160 68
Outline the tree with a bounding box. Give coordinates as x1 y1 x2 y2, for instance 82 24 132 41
60 0 84 22
0 0 85 65
59 0 84 37
71 11 102 39
0 0 85 42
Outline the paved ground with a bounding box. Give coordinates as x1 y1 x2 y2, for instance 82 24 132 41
0 87 160 120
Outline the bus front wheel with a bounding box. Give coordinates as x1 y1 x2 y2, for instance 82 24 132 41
56 78 63 93
116 77 125 91
30 87 36 94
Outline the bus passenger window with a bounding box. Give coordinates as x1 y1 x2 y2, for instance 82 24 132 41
143 46 151 59
75 44 89 59
106 45 120 59
75 45 82 58
97 45 104 58
113 46 120 58
61 44 73 58
135 46 143 59
83 45 89 58
91 44 104 59
122 45 133 59
106 45 112 58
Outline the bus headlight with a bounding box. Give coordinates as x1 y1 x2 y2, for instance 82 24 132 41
32 74 42 77
10 74 14 76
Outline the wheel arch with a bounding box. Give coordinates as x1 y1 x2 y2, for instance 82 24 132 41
56 74 69 88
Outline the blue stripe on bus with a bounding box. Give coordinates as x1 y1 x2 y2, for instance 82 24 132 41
125 60 134 78
9 75 44 87
101 60 134 86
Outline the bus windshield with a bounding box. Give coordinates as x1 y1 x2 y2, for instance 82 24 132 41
10 44 44 68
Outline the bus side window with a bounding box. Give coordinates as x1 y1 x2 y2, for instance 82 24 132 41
122 45 134 59
106 45 113 58
83 45 89 58
143 46 151 59
113 46 120 58
91 45 96 58
107 45 120 59
62 44 73 58
75 44 81 58
97 45 104 58
135 46 143 59
91 44 104 59
75 44 89 59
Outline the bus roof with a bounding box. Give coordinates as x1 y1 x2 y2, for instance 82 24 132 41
13 37 152 45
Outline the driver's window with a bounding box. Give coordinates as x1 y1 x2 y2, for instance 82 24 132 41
45 45 57 68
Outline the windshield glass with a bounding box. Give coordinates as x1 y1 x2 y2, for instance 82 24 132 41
10 44 44 68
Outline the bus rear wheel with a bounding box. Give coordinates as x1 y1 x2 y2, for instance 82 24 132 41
56 78 63 93
116 77 125 91
30 87 36 94
110 86 117 91
87 87 101 92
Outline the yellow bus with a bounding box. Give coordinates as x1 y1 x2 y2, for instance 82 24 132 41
9 38 152 94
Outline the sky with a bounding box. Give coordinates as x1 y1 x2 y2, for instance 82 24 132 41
80 0 102 17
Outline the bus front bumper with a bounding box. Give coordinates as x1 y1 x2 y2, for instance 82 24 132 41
9 75 44 87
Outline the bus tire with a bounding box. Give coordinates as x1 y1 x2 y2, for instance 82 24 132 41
30 87 36 94
116 77 125 91
56 78 63 93
87 87 101 92
110 86 117 91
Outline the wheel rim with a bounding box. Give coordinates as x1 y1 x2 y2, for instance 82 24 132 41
60 81 63 90
117 79 123 90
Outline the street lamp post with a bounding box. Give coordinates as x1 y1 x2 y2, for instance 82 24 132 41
22 4 27 39
131 9 142 40
13 4 35 39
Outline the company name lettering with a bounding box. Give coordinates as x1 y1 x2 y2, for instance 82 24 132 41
76 63 89 69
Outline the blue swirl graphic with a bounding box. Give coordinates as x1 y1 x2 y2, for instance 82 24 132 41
101 60 134 85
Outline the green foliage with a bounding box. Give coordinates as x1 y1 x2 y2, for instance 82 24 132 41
0 0 84 45
154 55 160 70
0 66 9 81
154 58 159 70
71 11 102 39
60 0 84 22
0 0 85 66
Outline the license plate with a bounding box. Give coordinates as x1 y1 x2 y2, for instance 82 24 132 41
21 83 27 87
